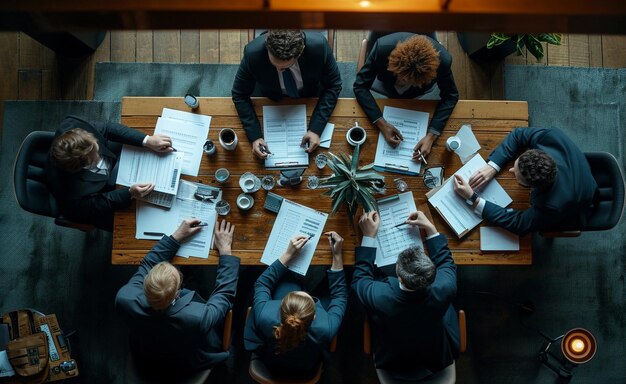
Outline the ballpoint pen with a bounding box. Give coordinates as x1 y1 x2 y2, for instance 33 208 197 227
416 149 428 165
329 234 336 258
393 222 409 228
192 222 209 227
259 144 273 156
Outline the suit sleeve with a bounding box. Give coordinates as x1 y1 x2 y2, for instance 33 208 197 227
482 200 560 236
232 48 263 143
353 41 384 123
252 260 288 319
322 269 348 341
424 234 457 303
93 121 146 146
64 187 133 222
351 246 387 312
428 54 459 135
308 43 342 136
489 127 549 168
115 236 179 311
201 255 241 331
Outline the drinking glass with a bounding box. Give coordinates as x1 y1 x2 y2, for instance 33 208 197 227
307 176 320 189
215 200 231 216
261 175 276 191
394 178 408 192
315 153 328 169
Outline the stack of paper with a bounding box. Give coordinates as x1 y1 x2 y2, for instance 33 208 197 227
374 106 428 175
427 154 513 237
263 105 309 169
261 199 328 275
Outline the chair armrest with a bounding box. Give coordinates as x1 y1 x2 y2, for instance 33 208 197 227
222 309 233 352
356 38 368 73
363 318 371 355
458 310 466 353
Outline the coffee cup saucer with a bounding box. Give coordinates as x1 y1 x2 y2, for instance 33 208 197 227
239 173 261 193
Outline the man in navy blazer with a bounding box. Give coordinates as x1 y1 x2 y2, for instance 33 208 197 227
352 211 459 379
232 30 342 159
353 32 459 158
244 233 348 376
115 219 240 374
47 116 173 230
453 127 598 236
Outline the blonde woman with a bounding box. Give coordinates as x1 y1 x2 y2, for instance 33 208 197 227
244 232 347 376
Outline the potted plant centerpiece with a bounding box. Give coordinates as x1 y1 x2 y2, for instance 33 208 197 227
486 33 562 61
319 144 384 224
457 32 561 61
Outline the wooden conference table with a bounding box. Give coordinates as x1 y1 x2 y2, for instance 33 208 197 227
112 97 531 266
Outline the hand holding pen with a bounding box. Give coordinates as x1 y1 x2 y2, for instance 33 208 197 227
325 231 344 270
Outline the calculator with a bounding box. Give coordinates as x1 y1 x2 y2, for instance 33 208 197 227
264 192 284 213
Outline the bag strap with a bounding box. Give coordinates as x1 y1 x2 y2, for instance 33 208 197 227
7 310 38 339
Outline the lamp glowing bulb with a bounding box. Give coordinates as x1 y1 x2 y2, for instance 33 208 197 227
359 1 371 7
570 338 585 353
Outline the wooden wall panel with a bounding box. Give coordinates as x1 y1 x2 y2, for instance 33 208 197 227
567 34 590 67
136 31 153 62
181 30 200 63
153 30 181 63
335 30 366 62
17 70 42 100
601 35 626 68
588 35 604 67
18 33 42 69
218 30 244 63
199 30 220 63
111 31 136 62
547 34 569 66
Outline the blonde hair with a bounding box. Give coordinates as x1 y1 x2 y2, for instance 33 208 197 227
143 262 182 311
50 128 99 173
273 291 315 353
387 35 440 88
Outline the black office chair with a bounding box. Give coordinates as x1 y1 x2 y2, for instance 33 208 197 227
356 31 438 72
363 310 466 384
13 131 94 231
541 152 625 237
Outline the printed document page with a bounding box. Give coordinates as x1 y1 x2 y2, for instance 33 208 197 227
136 180 220 259
319 122 335 149
155 114 210 176
117 146 183 195
375 192 424 267
261 199 328 275
374 106 428 175
263 105 309 168
162 108 212 128
428 154 512 237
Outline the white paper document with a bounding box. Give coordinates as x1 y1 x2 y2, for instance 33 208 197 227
261 199 328 275
374 106 428 175
263 105 309 168
319 122 335 149
480 227 519 251
375 192 424 267
455 124 481 164
428 154 513 237
117 146 183 197
155 110 211 176
136 180 221 259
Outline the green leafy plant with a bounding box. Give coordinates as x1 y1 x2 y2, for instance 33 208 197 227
319 144 384 224
487 33 562 61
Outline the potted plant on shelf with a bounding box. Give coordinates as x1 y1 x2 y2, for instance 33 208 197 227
319 144 384 224
487 33 562 61
457 32 561 61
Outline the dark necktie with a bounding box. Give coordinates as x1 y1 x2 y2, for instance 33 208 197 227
282 69 299 99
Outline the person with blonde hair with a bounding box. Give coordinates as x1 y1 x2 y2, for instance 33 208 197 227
115 219 240 374
354 32 459 159
47 115 174 230
244 232 347 376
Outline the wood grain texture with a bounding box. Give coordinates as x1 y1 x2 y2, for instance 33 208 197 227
335 30 366 62
445 31 468 100
547 34 569 66
136 31 153 62
567 34 590 67
601 35 626 68
18 69 42 100
93 31 111 64
588 34 603 67
113 97 530 266
181 30 200 63
218 30 243 64
200 30 220 63
111 30 137 62
154 30 181 63
18 33 42 70
0 32 18 139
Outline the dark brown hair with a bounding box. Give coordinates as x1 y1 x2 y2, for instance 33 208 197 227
518 149 557 188
265 30 305 61
387 35 440 88
273 291 315 353
49 128 98 173
397 246 436 291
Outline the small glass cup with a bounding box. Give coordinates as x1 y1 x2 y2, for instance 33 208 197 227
261 175 276 191
394 178 408 192
215 200 231 216
315 153 328 169
307 176 320 190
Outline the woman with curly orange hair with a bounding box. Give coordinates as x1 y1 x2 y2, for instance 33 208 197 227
244 232 348 377
354 32 459 159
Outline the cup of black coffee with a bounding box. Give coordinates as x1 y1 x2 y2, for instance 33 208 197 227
219 128 238 151
347 122 367 146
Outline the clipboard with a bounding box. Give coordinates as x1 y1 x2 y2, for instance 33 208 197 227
425 177 473 238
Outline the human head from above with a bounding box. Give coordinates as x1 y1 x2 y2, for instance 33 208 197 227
273 291 316 353
396 246 436 292
387 35 440 88
265 29 305 71
50 128 100 173
512 149 557 188
144 261 183 311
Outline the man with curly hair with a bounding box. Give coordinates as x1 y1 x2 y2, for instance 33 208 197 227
232 30 342 158
354 32 459 158
453 127 598 236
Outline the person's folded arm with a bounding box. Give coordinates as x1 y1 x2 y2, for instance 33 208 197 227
482 200 558 236
427 55 459 136
308 42 342 136
232 49 263 143
353 42 383 124
489 127 550 167
93 121 146 146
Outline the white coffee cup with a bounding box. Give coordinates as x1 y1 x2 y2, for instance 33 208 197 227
215 168 230 183
219 128 238 151
446 136 461 152
244 178 255 191
237 193 254 210
346 122 367 146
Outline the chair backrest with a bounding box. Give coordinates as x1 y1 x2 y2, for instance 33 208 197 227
13 131 59 218
584 152 625 230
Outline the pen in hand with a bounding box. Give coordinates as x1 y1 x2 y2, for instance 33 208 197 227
191 222 209 227
259 144 272 156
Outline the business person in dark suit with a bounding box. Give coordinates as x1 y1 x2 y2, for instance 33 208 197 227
47 116 173 230
354 32 459 159
115 219 240 374
244 232 348 376
232 30 342 159
352 211 459 379
453 127 598 236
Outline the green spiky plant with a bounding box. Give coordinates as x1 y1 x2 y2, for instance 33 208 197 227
487 33 562 61
319 144 384 224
